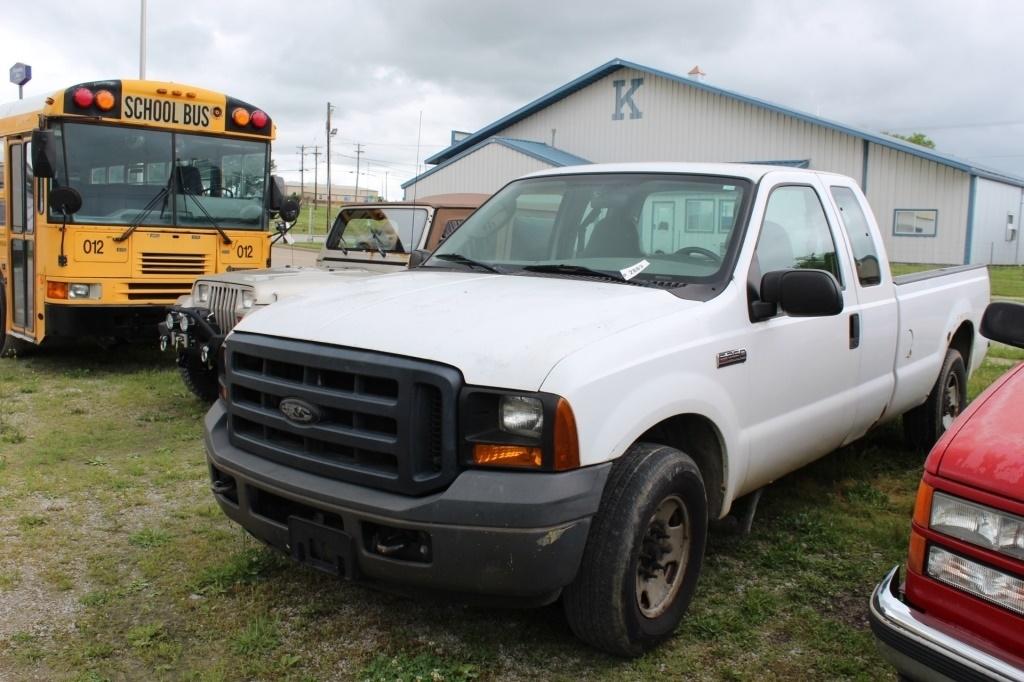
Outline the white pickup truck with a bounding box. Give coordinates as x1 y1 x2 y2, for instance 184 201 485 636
203 163 989 656
159 194 486 399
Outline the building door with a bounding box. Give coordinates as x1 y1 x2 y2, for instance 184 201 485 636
8 139 35 336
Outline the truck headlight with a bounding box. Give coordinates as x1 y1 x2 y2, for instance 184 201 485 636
499 395 544 437
927 546 1024 616
241 290 255 309
179 314 190 332
195 283 210 303
931 492 1024 560
462 391 579 471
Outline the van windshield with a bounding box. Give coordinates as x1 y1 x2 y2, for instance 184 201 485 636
429 173 750 285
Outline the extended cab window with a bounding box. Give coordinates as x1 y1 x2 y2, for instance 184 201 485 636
756 185 841 284
830 186 881 286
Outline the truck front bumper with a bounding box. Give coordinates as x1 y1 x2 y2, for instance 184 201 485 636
158 306 225 361
203 402 610 604
869 566 1024 682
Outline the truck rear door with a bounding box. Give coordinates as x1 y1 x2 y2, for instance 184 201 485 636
741 174 861 489
825 181 899 441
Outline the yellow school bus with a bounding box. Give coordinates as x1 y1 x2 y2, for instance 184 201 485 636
0 79 287 355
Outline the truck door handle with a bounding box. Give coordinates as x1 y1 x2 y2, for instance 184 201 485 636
849 313 861 350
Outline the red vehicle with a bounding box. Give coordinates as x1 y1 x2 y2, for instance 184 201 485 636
871 301 1024 681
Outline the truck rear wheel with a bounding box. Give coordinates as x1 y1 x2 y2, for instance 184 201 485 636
903 347 966 452
562 442 707 657
178 351 218 402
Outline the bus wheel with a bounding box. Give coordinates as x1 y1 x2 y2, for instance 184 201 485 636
177 351 218 402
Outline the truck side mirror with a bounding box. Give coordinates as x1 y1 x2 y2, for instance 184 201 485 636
753 268 843 321
981 301 1024 349
31 129 57 179
408 249 431 268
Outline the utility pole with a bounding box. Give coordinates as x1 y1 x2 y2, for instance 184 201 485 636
353 143 364 203
139 0 147 79
308 145 321 237
296 145 307 239
325 103 336 232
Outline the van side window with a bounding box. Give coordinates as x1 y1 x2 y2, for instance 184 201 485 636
756 185 842 284
831 186 881 286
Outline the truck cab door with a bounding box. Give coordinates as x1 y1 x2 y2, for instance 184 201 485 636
741 175 861 490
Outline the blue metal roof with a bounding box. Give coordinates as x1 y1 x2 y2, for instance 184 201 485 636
424 58 1024 188
401 136 590 189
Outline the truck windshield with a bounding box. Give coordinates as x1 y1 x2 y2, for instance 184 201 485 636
49 122 269 230
325 206 428 253
429 173 750 285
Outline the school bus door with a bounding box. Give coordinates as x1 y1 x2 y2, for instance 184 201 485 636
8 138 35 339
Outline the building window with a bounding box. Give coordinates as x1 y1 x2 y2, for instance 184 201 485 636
1008 212 1018 242
894 209 937 237
685 198 715 233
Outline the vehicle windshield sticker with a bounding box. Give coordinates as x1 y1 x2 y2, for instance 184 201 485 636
722 185 735 191
620 259 650 281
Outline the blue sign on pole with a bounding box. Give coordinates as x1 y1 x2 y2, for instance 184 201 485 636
9 62 32 86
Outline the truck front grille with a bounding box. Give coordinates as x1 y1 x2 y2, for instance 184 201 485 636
224 333 461 496
140 252 208 275
207 283 246 334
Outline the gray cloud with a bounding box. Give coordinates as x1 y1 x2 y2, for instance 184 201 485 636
4 0 1023 197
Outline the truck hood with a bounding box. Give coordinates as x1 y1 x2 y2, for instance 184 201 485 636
929 363 1024 501
234 270 695 389
197 265 376 287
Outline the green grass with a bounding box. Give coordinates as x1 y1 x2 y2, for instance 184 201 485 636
0 342 1018 680
891 263 1023 299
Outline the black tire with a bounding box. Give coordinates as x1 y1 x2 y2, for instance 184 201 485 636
903 348 967 452
178 351 218 402
563 442 708 657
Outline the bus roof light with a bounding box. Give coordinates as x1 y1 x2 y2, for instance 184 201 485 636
95 90 116 111
250 110 268 129
72 88 94 108
231 107 250 127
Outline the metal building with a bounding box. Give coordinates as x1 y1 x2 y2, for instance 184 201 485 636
404 59 1023 265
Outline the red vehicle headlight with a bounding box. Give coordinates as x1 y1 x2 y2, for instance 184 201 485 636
930 492 1024 561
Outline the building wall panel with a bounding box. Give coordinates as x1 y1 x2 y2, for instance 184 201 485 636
971 178 1023 264
864 143 970 264
405 143 550 198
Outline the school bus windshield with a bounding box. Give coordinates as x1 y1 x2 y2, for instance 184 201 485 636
50 121 270 230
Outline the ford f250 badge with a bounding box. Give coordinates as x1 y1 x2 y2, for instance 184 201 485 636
279 398 320 425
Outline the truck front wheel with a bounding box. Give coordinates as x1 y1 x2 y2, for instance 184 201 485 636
563 442 708 657
177 351 218 402
903 347 966 452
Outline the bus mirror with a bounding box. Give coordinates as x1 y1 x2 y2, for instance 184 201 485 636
279 198 300 223
50 187 82 216
269 175 287 211
31 130 57 178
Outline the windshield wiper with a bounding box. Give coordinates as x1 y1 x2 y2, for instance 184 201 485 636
433 253 504 273
113 184 171 243
521 263 626 282
369 229 387 258
177 170 233 245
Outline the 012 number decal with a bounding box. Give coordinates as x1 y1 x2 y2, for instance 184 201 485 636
236 244 254 259
82 239 105 255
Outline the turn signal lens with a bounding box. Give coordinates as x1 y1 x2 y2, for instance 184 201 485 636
47 281 69 299
913 481 934 528
250 110 269 129
231 107 250 126
553 398 580 471
72 88 94 108
94 90 115 111
908 529 926 575
472 444 542 469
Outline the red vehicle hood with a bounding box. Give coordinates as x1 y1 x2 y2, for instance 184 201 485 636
927 363 1024 501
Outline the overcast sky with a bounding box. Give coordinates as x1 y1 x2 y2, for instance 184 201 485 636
3 0 1023 199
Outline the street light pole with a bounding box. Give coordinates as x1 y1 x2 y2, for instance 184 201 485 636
139 0 147 79
325 103 335 232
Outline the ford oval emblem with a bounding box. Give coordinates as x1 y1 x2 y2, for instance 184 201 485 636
279 397 321 425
